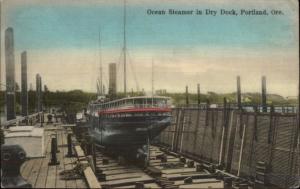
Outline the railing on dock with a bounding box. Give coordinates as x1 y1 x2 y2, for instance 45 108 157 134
177 103 298 113
0 111 43 127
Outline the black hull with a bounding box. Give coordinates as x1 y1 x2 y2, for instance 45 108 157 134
88 115 171 148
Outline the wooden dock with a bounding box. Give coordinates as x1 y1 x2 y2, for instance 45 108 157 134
20 124 88 188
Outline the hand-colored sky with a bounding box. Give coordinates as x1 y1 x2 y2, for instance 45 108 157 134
0 0 299 97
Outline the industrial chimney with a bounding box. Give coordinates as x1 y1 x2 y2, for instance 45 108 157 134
108 63 117 98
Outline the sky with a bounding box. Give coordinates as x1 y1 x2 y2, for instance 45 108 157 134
0 0 299 97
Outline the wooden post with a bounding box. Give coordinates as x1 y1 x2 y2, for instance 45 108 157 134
219 97 227 165
205 99 210 126
48 137 60 165
261 76 267 112
237 123 246 176
237 76 241 109
185 85 189 107
66 133 74 157
197 84 200 107
268 105 274 144
92 141 96 172
254 105 258 141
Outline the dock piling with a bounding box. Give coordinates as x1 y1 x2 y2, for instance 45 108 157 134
66 133 74 157
21 51 28 117
261 76 267 112
48 137 60 165
5 27 16 121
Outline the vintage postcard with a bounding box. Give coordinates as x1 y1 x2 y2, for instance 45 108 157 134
0 0 299 188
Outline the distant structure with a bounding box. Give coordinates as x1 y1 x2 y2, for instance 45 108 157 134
29 83 33 91
156 89 167 95
108 63 117 97
5 27 16 120
36 74 42 112
261 76 267 112
21 51 28 116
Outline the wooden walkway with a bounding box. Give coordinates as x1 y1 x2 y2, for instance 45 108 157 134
20 124 88 188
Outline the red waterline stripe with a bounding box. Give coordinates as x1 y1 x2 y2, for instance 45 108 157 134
98 107 171 115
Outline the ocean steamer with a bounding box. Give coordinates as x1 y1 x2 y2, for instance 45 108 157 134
87 96 172 149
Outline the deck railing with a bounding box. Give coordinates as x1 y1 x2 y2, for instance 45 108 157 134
0 111 43 127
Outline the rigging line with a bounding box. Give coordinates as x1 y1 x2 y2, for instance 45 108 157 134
103 70 108 87
127 51 140 92
89 49 98 96
123 0 127 94
98 27 103 95
116 49 123 92
87 40 99 102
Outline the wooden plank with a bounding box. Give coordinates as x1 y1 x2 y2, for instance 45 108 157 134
35 157 50 188
55 130 66 188
60 130 87 189
163 172 210 180
96 158 116 163
75 178 88 188
73 155 87 188
102 175 154 186
150 158 180 163
74 145 85 157
84 167 102 188
178 181 223 189
116 183 161 189
26 158 43 186
103 168 143 175
35 132 52 188
145 183 161 189
21 158 35 179
66 131 87 189
106 172 145 181
174 178 221 185
98 162 119 168
161 168 196 174
61 124 76 127
64 133 78 189
45 161 57 188
98 165 135 171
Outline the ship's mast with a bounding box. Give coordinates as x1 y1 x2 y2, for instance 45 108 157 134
98 29 103 95
151 58 154 106
152 58 154 97
123 0 127 95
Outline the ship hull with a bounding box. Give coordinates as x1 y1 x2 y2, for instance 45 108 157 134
88 115 171 147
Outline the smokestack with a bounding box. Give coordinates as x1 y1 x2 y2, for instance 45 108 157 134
36 74 42 112
261 76 267 112
5 27 16 120
21 51 28 116
108 63 117 97
197 84 200 106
